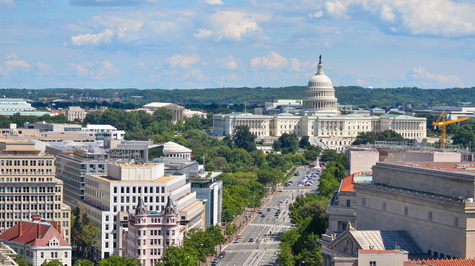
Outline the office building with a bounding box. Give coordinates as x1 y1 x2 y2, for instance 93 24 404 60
81 163 204 259
0 140 70 242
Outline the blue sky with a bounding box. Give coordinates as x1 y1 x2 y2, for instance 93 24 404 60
1 0 475 90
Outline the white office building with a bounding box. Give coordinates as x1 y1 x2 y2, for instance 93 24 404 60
81 163 205 259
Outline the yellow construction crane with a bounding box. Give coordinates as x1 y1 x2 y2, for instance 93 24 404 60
432 111 470 149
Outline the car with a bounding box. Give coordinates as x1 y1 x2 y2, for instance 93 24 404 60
249 238 254 242
275 212 279 216
267 207 271 211
278 187 284 192
233 238 239 243
237 235 243 239
219 251 226 258
279 199 284 203
258 209 263 214
261 214 266 218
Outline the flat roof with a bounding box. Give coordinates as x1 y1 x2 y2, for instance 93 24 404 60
384 162 475 175
359 249 404 255
89 174 177 183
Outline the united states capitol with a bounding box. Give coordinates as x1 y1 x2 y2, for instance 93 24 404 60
213 57 427 149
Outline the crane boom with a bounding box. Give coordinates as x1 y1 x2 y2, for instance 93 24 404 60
432 111 470 149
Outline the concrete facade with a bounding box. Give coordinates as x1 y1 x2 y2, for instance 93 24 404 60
0 140 71 243
355 162 475 259
81 163 205 259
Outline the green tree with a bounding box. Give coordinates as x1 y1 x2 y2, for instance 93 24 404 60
73 259 94 266
273 133 299 154
232 125 256 152
157 246 200 266
96 255 141 266
14 255 31 266
153 108 174 122
299 136 311 149
42 260 63 266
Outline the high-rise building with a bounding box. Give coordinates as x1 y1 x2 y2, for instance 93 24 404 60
47 140 157 209
0 140 71 243
81 163 205 259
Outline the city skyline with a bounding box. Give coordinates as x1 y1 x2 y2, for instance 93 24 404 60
1 0 474 90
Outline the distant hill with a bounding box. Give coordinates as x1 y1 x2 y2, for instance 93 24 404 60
2 86 475 110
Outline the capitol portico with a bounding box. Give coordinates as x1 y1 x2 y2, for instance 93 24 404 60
212 57 426 150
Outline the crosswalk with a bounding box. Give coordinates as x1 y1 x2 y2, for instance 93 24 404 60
249 223 294 229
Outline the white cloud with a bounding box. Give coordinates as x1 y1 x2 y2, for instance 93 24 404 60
406 67 464 87
191 69 206 80
310 11 324 18
167 54 199 69
324 0 475 37
71 29 114 46
251 51 289 70
199 0 223 5
69 60 119 79
194 10 264 41
5 60 30 68
35 62 53 76
194 29 213 38
215 56 239 70
380 4 395 22
325 0 350 19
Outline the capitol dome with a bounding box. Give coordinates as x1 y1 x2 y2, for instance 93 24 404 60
301 56 339 115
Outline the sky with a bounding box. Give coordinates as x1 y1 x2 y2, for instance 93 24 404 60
1 0 475 90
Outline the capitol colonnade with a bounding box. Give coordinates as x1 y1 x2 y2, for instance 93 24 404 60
212 57 426 150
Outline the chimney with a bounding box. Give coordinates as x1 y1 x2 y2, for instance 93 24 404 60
37 223 40 239
32 214 41 222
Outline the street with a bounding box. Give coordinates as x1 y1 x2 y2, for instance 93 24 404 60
215 166 320 266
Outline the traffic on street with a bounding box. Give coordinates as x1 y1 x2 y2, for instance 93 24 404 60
214 166 320 266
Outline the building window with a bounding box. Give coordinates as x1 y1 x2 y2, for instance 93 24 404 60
346 200 351 207
370 262 376 266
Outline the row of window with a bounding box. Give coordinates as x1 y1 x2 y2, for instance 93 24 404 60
0 177 55 182
0 203 63 210
114 196 166 204
0 212 66 222
113 186 166 194
0 195 60 201
137 238 162 246
0 159 53 166
0 169 53 175
0 186 58 193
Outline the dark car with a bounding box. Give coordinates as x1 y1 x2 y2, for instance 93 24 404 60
267 207 271 211
261 213 266 218
249 238 254 242
219 251 226 258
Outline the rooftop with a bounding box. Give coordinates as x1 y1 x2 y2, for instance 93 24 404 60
406 259 475 266
385 162 475 175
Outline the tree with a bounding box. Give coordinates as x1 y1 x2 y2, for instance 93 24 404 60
81 222 100 260
42 260 63 266
157 246 200 266
299 136 311 149
96 256 141 266
273 133 299 154
232 125 256 152
14 255 31 266
73 259 94 266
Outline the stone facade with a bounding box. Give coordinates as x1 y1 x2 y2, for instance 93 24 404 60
213 60 426 150
355 162 475 259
